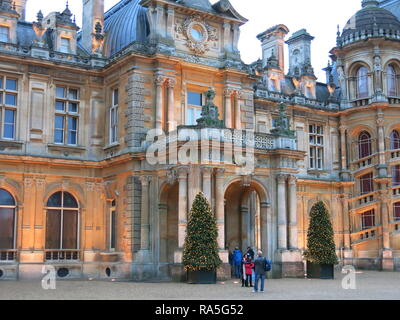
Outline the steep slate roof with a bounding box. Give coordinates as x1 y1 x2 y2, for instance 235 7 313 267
342 2 400 37
103 0 150 57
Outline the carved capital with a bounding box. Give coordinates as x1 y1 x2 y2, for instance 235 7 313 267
24 177 34 188
139 175 151 186
277 174 287 184
166 169 176 186
288 175 298 185
85 181 95 192
177 167 189 179
339 125 347 134
202 166 213 177
215 168 225 177
155 75 165 86
35 178 46 189
376 117 385 127
224 88 234 98
167 78 176 89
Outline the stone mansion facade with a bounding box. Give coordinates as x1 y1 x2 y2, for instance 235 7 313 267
0 0 400 281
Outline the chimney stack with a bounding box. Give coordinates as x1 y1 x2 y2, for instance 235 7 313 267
82 0 104 55
14 0 27 20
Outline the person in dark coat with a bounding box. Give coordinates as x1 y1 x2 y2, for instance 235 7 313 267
246 247 255 260
253 250 267 293
232 247 243 279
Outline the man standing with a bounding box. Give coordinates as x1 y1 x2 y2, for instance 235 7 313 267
253 250 269 293
232 247 243 279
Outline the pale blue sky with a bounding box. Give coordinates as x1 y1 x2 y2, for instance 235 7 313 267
25 0 362 81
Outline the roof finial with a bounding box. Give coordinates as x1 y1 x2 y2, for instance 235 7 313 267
362 0 379 8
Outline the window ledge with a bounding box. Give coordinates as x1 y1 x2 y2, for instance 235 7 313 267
307 169 328 175
103 143 120 151
47 143 86 153
0 139 23 150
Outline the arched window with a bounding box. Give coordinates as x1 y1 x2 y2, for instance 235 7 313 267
358 131 372 159
394 202 400 221
387 65 397 97
356 66 369 99
390 130 400 150
45 191 79 250
0 189 16 251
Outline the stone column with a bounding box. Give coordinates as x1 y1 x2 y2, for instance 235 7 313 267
223 21 232 52
215 168 225 250
277 174 288 250
341 196 351 250
260 201 270 257
241 206 249 250
155 75 165 131
376 112 387 169
139 176 150 251
224 89 233 128
167 78 176 132
234 92 242 130
288 175 298 249
380 193 394 270
177 167 188 249
202 167 213 204
380 193 391 250
339 125 347 171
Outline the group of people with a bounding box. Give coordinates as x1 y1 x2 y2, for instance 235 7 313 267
229 247 271 293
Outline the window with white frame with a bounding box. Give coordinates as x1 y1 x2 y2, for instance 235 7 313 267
309 124 324 170
0 76 17 140
110 200 116 251
54 86 79 145
186 91 203 126
60 37 70 54
0 26 9 43
109 89 119 144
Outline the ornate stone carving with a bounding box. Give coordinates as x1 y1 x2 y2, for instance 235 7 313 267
167 78 176 88
277 174 287 183
166 169 176 185
175 15 219 55
288 175 298 185
215 168 225 177
139 175 150 186
196 89 225 128
24 177 34 188
155 74 165 86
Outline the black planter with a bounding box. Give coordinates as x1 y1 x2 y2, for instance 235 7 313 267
306 261 334 279
187 270 217 284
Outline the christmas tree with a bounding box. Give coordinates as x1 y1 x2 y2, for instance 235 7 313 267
304 201 338 265
183 192 222 272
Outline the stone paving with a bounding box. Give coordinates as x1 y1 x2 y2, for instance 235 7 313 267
0 271 399 300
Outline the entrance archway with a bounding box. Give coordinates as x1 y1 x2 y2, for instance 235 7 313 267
224 179 270 257
159 182 179 263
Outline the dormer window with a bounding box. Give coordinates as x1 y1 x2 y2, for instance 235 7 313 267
356 66 369 99
0 26 9 43
60 37 70 54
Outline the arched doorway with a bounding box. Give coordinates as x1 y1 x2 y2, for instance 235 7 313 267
0 189 16 260
224 179 270 257
45 191 79 260
159 183 179 263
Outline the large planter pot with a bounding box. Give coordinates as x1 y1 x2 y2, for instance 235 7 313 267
307 261 334 279
187 270 217 284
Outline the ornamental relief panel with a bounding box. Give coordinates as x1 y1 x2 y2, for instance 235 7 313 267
175 15 219 55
